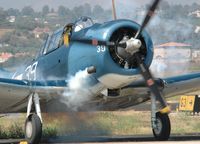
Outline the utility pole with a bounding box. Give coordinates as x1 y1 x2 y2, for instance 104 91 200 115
112 0 117 20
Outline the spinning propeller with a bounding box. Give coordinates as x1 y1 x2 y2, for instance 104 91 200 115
74 0 170 113
134 0 170 113
125 0 170 113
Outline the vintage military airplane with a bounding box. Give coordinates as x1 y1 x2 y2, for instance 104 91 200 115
1 0 200 143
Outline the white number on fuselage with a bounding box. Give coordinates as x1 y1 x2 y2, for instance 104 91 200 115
97 45 106 53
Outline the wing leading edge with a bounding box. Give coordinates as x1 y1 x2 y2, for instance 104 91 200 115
0 78 67 113
124 72 200 98
163 73 200 97
0 72 200 112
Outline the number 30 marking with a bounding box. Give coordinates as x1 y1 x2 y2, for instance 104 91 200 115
97 45 106 53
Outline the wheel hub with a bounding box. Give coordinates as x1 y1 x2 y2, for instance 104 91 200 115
26 121 33 138
153 118 162 135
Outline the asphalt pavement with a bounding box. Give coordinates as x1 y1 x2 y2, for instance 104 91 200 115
1 135 200 144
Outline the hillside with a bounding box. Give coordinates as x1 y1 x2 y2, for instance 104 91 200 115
0 29 14 38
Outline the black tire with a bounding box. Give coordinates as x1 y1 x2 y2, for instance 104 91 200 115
152 112 171 141
25 114 42 144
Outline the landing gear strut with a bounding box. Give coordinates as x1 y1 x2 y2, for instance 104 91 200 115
25 93 42 144
151 94 171 141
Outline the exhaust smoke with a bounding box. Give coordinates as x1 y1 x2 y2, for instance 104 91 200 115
60 69 93 111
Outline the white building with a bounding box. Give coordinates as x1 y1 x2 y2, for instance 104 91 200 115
6 16 16 23
195 26 200 33
189 10 200 18
151 42 192 77
154 42 191 60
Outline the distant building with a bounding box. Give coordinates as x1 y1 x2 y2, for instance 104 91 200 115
0 43 9 48
14 52 30 57
195 26 200 33
34 18 43 22
47 12 58 18
32 27 50 38
44 21 48 24
154 42 192 60
189 10 200 18
135 8 160 17
0 52 13 63
6 16 16 23
152 42 192 76
192 50 200 62
135 8 146 17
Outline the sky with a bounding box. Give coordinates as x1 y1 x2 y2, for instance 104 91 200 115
0 0 199 11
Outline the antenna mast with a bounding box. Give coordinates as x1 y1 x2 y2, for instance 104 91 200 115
112 0 117 20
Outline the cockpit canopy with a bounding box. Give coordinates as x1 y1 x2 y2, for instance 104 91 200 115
74 16 94 32
37 16 95 58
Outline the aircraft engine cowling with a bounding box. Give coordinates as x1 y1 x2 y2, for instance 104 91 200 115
108 26 153 70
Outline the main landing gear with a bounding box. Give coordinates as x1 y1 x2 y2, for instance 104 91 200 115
150 94 171 141
25 93 42 144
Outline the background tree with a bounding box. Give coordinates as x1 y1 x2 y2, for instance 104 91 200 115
0 8 10 27
58 6 67 17
42 5 49 16
6 8 20 16
83 3 92 16
21 6 34 16
50 8 55 13
15 17 36 30
93 5 104 18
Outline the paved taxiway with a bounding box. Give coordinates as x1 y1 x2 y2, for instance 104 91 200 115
1 135 200 144
42 135 200 143
83 142 200 144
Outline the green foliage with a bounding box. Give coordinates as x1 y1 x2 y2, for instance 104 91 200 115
0 31 12 43
0 8 7 21
21 6 35 16
2 56 34 69
15 17 37 31
0 126 8 139
8 123 24 138
0 123 58 139
0 8 10 27
58 6 68 17
0 28 42 55
1 112 200 139
6 8 20 16
42 5 50 16
0 123 24 139
43 126 58 138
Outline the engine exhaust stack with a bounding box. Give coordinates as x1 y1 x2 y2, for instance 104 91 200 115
87 66 96 74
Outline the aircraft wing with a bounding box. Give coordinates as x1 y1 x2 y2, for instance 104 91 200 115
125 73 200 98
0 78 67 113
162 73 200 97
1 73 200 113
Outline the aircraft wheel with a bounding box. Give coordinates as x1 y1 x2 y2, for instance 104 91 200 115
152 112 171 141
25 114 42 144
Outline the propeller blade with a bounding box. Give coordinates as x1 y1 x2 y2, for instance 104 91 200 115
134 0 160 39
134 53 170 114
